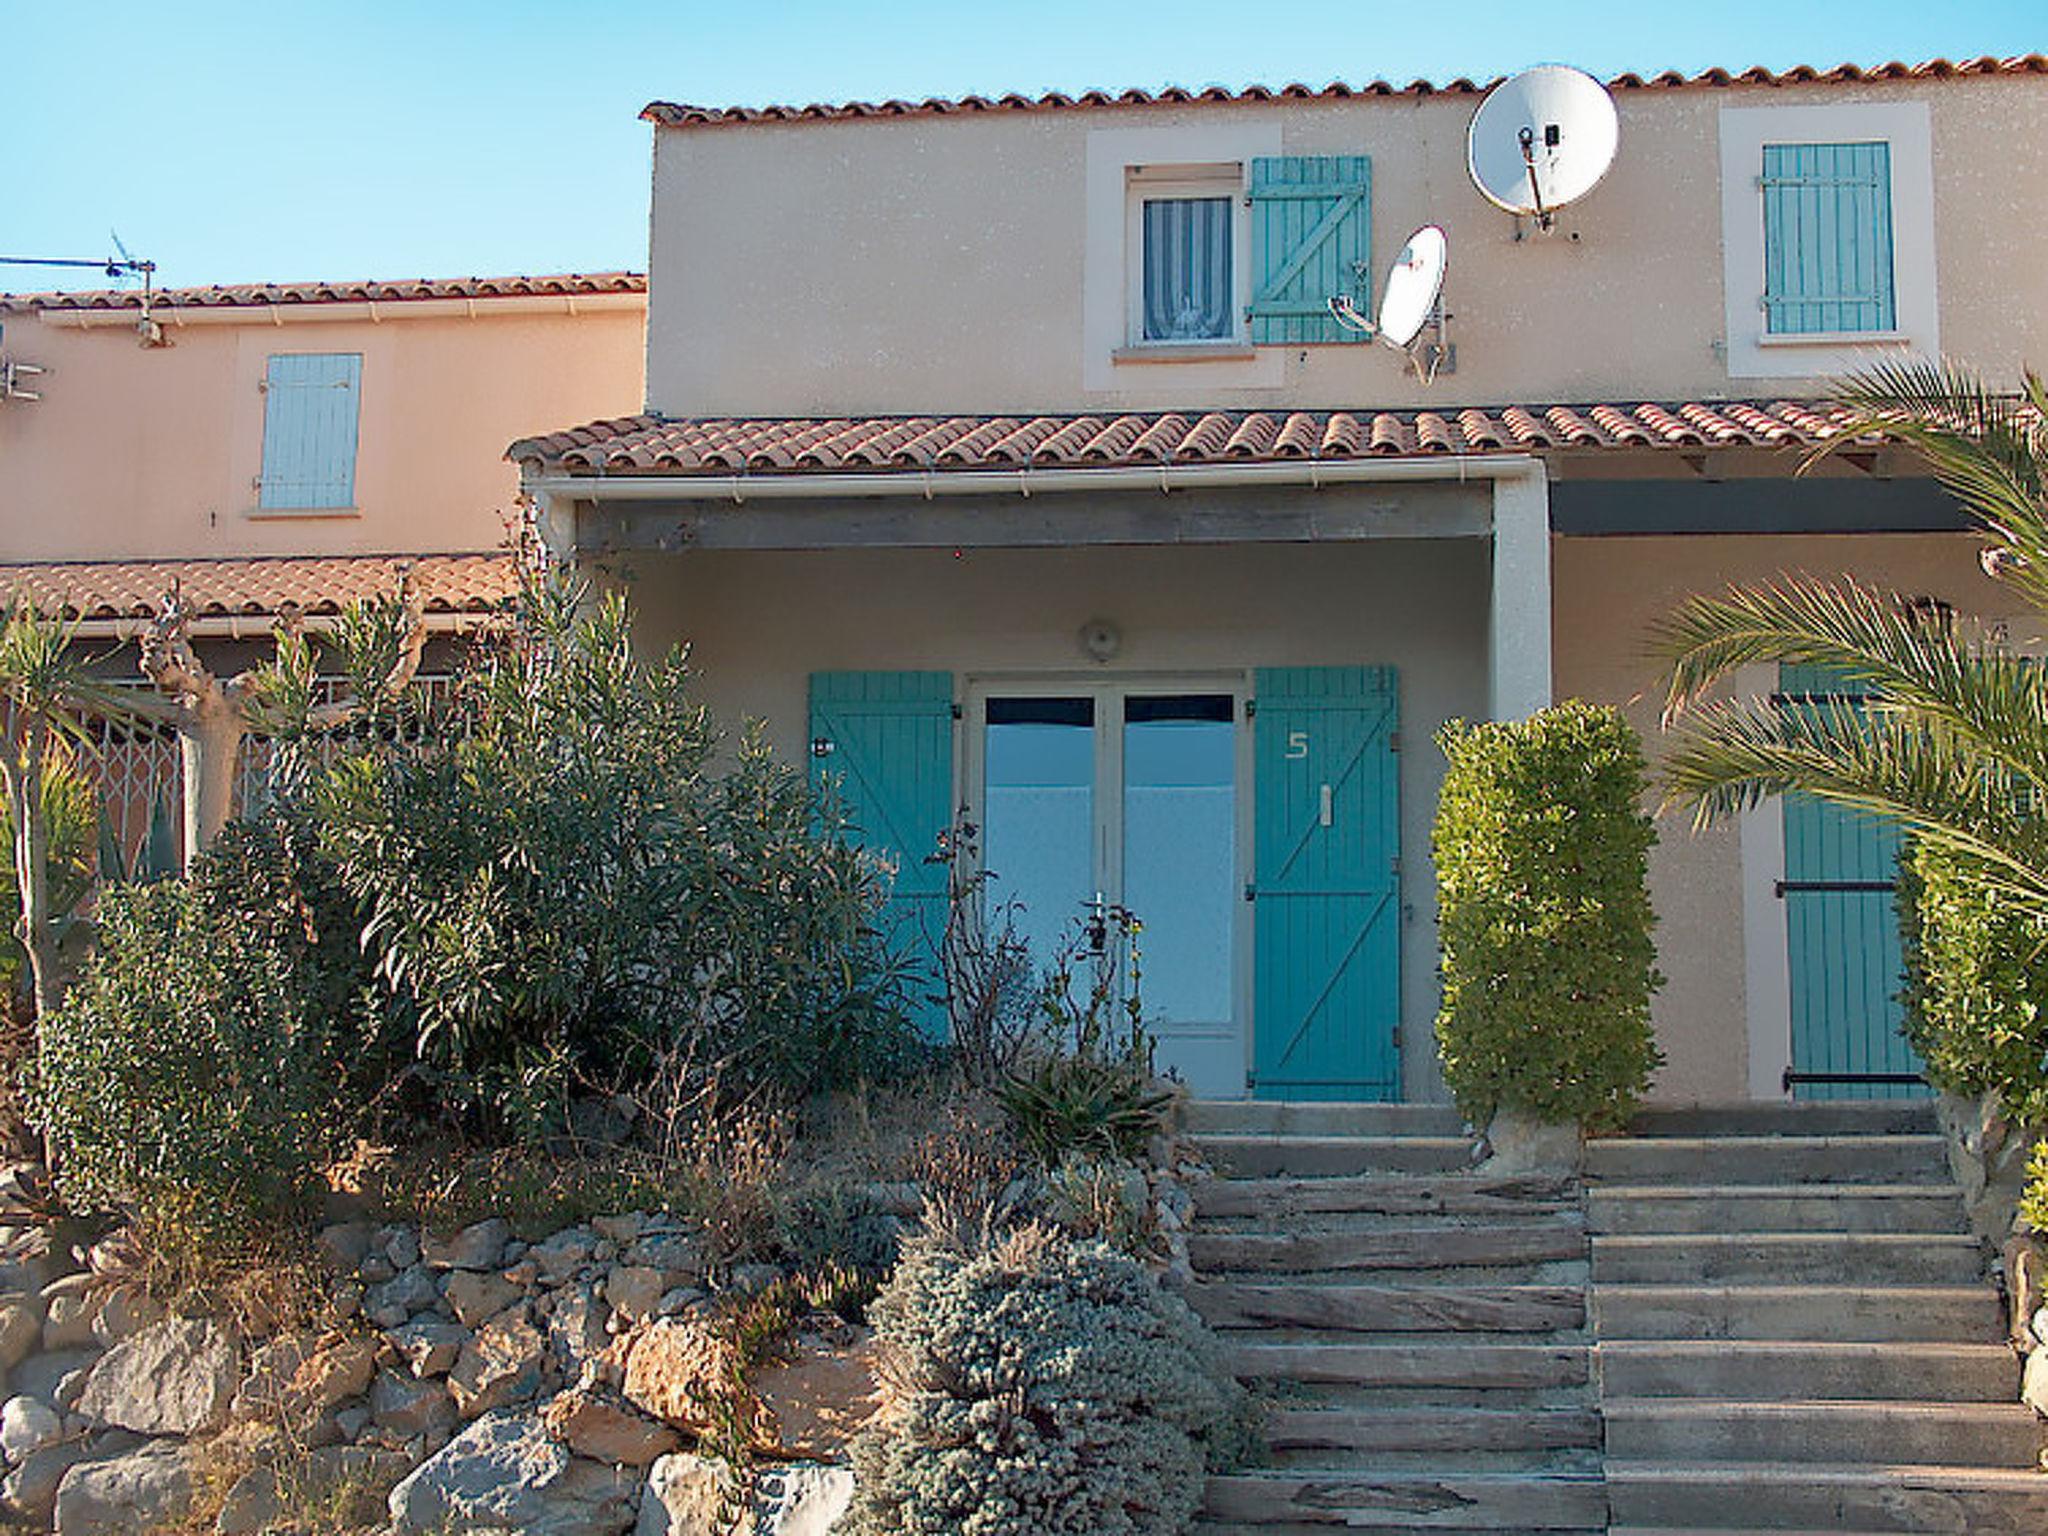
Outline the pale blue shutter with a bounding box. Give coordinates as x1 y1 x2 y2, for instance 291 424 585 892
809 671 955 1037
1251 666 1401 1100
1248 156 1373 345
1761 142 1896 335
260 353 362 509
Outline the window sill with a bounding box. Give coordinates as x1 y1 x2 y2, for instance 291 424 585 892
1754 330 1912 348
247 505 362 519
1112 342 1257 365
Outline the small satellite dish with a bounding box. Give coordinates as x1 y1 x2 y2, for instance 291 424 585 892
1327 226 1450 379
1376 226 1448 350
1467 64 1619 229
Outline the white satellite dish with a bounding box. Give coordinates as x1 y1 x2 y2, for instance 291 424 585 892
1467 64 1619 229
1376 225 1448 350
1326 225 1450 379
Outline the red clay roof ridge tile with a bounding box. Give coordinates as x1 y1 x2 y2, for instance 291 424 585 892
2 272 647 314
644 55 2046 130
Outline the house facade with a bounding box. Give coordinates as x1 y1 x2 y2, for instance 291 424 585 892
0 272 648 852
514 57 2048 1105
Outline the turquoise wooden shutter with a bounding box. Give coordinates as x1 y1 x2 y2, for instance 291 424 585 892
809 671 954 1037
1761 142 1895 335
1778 665 1926 1100
1248 156 1373 345
259 353 363 509
1251 666 1400 1100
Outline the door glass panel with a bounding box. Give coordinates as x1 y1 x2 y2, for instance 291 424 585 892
1124 696 1235 1027
984 698 1095 974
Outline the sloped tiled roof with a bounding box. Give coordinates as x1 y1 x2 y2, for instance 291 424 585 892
644 55 2048 129
0 553 516 627
510 402 1858 477
0 272 646 315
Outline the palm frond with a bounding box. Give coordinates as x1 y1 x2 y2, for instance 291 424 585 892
1662 693 2048 913
1816 359 2048 611
1651 578 2048 792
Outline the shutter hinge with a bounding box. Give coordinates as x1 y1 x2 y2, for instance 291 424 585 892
1392 1027 1403 1052
1245 699 1257 718
1390 730 1401 754
257 379 268 393
1391 856 1403 878
810 737 835 759
1243 882 1257 903
950 704 962 720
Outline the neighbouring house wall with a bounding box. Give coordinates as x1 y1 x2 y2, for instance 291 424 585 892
645 75 2048 418
1553 530 2036 1103
0 303 645 562
614 535 1491 1103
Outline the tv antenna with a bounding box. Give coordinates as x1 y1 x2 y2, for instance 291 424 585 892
1467 64 1620 232
0 239 166 346
1327 225 1451 382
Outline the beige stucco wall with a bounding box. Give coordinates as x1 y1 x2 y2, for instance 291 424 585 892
616 534 1491 1102
1554 530 2034 1103
0 300 645 562
646 75 2048 417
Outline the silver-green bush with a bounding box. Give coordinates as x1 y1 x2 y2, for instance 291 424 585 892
847 1223 1251 1536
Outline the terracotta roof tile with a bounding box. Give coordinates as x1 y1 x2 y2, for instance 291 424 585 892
0 553 516 628
1 272 645 315
643 56 2046 132
509 401 1865 479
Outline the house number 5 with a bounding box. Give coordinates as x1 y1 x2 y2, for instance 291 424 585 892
1285 731 1310 759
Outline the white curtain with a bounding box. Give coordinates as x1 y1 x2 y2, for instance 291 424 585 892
1142 197 1232 341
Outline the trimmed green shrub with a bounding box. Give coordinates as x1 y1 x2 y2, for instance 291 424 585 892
1898 842 2048 1126
1433 701 1664 1129
847 1222 1252 1536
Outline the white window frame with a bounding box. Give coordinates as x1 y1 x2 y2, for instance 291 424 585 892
1083 123 1284 395
1719 101 1937 379
1122 165 1250 354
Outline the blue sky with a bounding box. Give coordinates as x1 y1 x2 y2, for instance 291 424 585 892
7 0 2041 290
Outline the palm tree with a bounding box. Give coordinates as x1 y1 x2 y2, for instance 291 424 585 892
1654 360 2048 919
0 603 129 1019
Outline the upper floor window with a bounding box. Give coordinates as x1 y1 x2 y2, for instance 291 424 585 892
258 352 361 511
1760 141 1895 336
1719 102 1934 379
1118 156 1375 356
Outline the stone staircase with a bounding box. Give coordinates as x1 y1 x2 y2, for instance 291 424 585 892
1181 1097 2048 1534
1184 1100 1608 1534
1594 1100 2048 1535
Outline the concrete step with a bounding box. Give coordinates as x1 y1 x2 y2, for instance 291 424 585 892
1597 1340 2020 1402
1584 1135 1949 1186
1231 1341 1589 1391
1603 1397 2044 1467
1592 1283 2002 1344
1604 1461 2048 1532
1198 1134 1478 1178
1184 1100 1468 1137
1627 1101 1937 1138
1588 1184 1966 1235
1195 1170 1575 1222
1191 1280 1584 1334
1192 1218 1586 1276
1264 1405 1602 1457
1204 1470 1608 1529
1591 1231 1986 1286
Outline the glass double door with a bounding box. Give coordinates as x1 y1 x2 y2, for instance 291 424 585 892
972 681 1245 1096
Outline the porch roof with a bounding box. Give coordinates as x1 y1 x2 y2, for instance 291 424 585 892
509 401 1862 479
0 552 516 635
